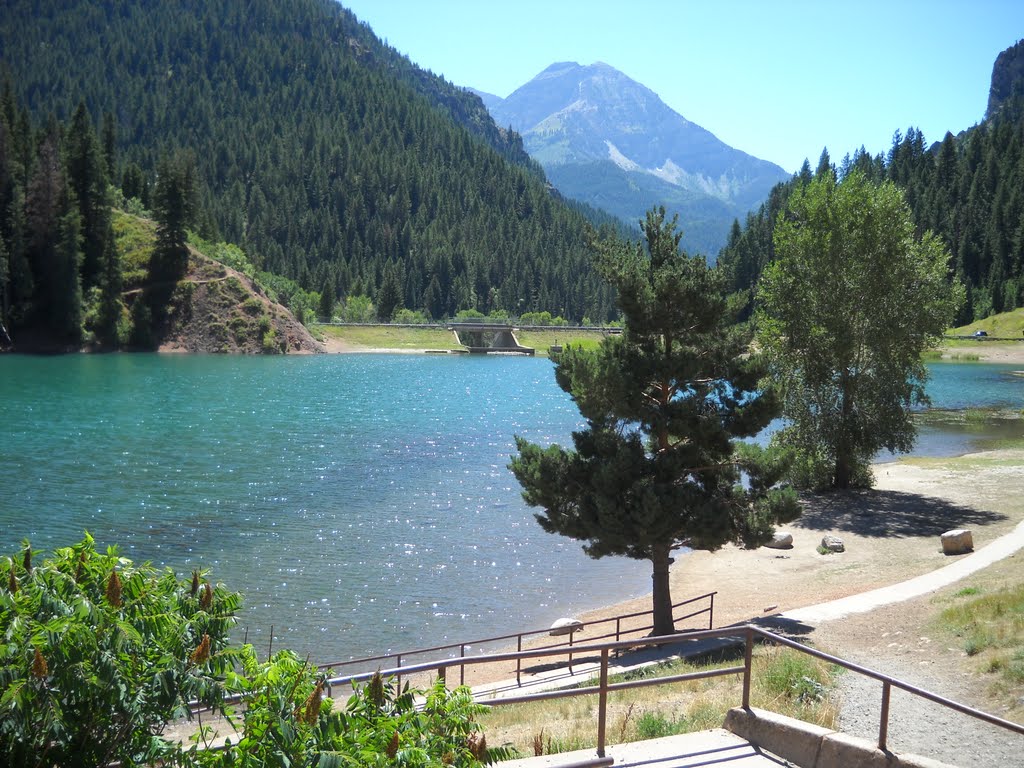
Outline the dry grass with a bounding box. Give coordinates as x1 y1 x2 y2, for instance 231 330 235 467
476 645 840 758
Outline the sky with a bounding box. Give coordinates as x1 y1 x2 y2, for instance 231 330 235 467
339 0 1024 173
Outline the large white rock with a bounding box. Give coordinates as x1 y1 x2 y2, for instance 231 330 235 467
549 618 584 636
764 531 794 549
941 529 974 555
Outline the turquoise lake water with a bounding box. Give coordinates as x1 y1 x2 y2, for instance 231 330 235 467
0 354 1021 662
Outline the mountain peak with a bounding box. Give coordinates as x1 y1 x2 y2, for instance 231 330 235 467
487 61 789 255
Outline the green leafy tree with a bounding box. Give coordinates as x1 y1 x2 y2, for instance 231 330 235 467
757 169 963 490
342 293 375 323
0 534 241 768
510 208 799 636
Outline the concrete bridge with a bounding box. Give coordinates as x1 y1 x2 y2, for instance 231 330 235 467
446 323 535 355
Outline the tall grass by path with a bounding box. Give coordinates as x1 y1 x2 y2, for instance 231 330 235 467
477 645 840 758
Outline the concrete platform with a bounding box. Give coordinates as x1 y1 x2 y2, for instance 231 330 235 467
498 729 795 767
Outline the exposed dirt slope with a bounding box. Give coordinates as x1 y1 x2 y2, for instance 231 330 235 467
157 252 324 354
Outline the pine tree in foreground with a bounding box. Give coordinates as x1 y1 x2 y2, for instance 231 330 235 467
511 208 799 635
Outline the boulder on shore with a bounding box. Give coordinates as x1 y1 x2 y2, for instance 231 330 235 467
549 618 584 636
941 529 974 555
820 535 845 553
764 532 794 549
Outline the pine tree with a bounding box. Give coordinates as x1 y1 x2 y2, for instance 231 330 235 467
53 188 84 342
375 262 403 321
65 101 109 290
147 151 196 318
317 278 335 322
95 216 123 347
511 208 798 635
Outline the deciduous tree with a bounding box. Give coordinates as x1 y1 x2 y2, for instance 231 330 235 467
757 169 962 489
511 208 798 635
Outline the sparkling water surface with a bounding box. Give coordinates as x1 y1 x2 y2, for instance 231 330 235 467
0 354 1020 662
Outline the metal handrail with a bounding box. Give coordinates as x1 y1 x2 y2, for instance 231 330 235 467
320 624 1024 761
747 626 1024 751
315 591 716 689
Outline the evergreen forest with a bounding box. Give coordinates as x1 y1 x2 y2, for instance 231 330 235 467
2 0 1022 349
0 0 622 346
720 41 1024 325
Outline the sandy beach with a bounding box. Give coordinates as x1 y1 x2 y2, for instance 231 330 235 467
935 342 1024 364
569 447 1024 636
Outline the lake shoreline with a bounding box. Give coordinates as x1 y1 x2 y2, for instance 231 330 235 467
449 444 1024 691
319 334 1024 364
568 446 1024 639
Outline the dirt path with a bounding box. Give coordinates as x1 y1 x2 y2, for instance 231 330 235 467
806 548 1024 767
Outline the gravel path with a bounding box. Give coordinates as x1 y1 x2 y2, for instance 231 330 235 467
808 572 1024 767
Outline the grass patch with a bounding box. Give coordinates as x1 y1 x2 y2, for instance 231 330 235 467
922 348 981 361
935 582 1024 699
514 329 610 355
315 324 461 350
112 209 156 289
312 324 616 354
477 645 839 757
951 307 1024 339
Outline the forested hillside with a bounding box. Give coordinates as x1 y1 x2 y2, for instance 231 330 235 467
0 0 618 326
719 40 1024 324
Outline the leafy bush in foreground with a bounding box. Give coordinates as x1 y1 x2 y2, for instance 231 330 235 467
184 654 509 767
0 537 510 767
0 534 241 767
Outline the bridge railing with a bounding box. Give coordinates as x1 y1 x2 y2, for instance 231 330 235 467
314 591 716 690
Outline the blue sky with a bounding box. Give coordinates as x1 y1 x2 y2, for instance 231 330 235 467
340 0 1023 173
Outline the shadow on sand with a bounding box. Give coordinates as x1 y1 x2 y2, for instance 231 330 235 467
794 489 1006 539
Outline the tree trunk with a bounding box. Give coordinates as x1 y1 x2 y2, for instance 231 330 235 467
650 544 675 636
834 368 854 489
834 452 852 489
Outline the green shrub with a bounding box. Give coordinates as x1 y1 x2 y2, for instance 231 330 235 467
634 711 685 740
183 662 508 767
0 535 241 768
241 297 263 316
758 649 830 703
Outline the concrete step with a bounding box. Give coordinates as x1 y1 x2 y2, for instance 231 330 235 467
497 728 795 767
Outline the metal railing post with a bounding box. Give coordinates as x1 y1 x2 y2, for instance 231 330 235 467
460 644 466 686
742 627 753 709
438 666 446 687
597 648 609 758
879 681 891 751
568 630 574 672
709 592 715 629
516 635 522 687
396 653 402 690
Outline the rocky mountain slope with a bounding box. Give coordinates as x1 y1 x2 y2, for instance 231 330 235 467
485 62 790 256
